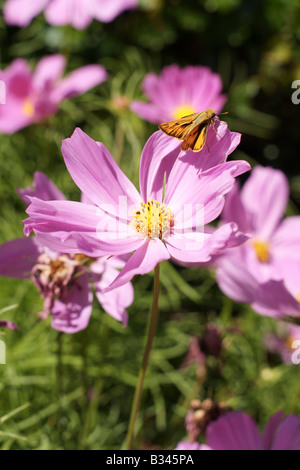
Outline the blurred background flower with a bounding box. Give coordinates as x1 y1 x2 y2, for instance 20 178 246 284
3 0 138 28
131 64 226 124
0 55 107 133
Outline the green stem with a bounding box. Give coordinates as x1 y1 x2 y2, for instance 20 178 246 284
125 264 160 450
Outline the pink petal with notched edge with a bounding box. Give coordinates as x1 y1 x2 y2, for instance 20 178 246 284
166 222 247 265
206 412 263 450
61 128 141 217
92 0 137 23
45 0 93 29
32 55 66 91
93 261 134 326
241 166 289 240
24 198 143 257
51 65 108 103
175 442 211 450
270 415 300 450
139 131 181 203
163 123 246 212
167 160 251 227
51 270 93 333
0 237 41 279
3 0 49 27
18 171 66 205
102 238 170 293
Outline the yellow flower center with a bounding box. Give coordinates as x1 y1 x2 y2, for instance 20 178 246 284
173 104 195 119
296 293 300 303
22 98 35 117
252 240 270 263
286 335 295 351
130 200 173 240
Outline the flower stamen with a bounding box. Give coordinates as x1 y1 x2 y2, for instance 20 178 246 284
173 104 195 119
130 200 173 240
252 240 270 263
22 98 35 117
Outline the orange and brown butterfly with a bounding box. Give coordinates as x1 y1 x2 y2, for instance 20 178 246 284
158 108 227 152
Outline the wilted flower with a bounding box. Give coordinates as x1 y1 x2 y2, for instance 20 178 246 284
4 0 138 29
215 166 300 318
131 65 226 124
0 320 18 330
24 123 250 292
0 173 133 333
185 398 231 442
177 410 300 450
0 55 107 134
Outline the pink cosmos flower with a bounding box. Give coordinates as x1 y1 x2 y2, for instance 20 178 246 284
215 166 300 317
24 122 250 292
0 55 107 134
264 322 300 364
177 410 300 450
4 0 138 29
0 172 133 333
130 65 227 124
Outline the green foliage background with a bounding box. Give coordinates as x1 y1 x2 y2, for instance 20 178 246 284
0 0 300 450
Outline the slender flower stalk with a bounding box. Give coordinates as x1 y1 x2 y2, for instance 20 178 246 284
125 263 160 450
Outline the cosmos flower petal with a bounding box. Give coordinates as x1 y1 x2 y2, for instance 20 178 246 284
92 0 138 23
0 237 41 279
61 128 141 215
175 442 211 450
139 130 181 202
206 412 263 450
221 181 250 233
51 270 93 333
271 216 300 260
270 415 300 450
103 238 170 293
32 54 66 90
262 411 284 450
51 65 108 103
93 262 134 326
18 171 66 205
167 223 247 264
45 0 93 29
130 101 164 124
241 166 289 239
24 197 143 257
3 0 49 27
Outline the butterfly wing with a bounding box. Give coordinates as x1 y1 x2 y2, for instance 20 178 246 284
158 113 200 141
181 121 209 152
